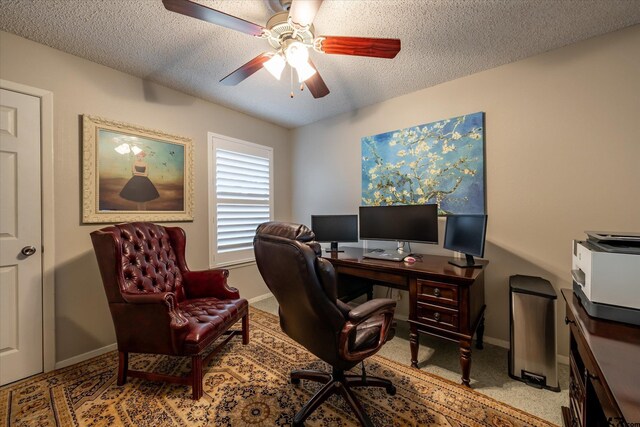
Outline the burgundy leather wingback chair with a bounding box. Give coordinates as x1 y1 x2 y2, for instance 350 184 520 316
253 222 396 427
90 222 248 400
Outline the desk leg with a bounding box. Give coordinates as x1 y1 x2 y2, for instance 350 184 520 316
460 338 472 387
410 325 419 368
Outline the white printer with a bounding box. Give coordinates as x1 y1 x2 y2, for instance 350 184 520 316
571 232 640 325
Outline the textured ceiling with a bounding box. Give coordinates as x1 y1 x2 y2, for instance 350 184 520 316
1 0 639 128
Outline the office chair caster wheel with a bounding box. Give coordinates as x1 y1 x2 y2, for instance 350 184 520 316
293 419 305 426
386 385 396 396
291 377 301 385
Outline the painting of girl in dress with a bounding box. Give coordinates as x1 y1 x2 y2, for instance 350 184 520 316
118 151 160 210
82 115 193 223
96 129 186 212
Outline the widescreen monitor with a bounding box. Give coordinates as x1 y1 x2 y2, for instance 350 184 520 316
443 214 488 268
311 214 358 252
359 204 439 245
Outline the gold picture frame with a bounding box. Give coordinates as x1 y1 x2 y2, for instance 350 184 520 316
82 115 193 223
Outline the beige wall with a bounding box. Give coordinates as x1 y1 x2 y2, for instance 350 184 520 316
0 31 291 363
291 25 640 357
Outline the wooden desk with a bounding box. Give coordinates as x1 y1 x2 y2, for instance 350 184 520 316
561 289 640 427
323 247 488 387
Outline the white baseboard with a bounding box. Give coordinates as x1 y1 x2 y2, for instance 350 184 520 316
483 336 510 349
248 292 273 304
55 343 117 370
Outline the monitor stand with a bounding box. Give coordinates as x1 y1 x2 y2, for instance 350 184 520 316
325 241 344 253
448 254 483 269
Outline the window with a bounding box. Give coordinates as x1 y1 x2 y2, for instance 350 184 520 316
208 133 273 266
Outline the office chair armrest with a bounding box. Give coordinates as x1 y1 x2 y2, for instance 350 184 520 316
339 298 396 362
121 291 189 330
347 298 396 323
182 269 240 300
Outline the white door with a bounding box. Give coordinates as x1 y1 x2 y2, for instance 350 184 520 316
0 88 43 385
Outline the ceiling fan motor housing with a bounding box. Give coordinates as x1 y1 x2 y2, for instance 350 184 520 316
266 11 315 50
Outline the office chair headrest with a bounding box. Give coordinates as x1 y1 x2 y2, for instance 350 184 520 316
256 221 316 243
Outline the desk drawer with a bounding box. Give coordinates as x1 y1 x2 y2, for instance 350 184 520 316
335 265 408 288
415 301 459 332
416 279 458 307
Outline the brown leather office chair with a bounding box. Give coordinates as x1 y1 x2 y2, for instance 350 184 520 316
90 222 248 400
253 222 396 427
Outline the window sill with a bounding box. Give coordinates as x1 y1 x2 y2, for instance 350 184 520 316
211 259 257 270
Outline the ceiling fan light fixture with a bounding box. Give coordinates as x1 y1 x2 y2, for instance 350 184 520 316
162 0 399 100
284 40 310 68
264 52 286 80
296 60 317 83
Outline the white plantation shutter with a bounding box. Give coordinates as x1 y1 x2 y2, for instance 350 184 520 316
209 134 273 266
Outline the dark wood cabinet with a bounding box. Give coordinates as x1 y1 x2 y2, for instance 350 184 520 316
561 289 640 427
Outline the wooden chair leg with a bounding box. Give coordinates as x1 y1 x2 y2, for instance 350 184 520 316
242 313 250 345
191 355 203 400
117 351 128 386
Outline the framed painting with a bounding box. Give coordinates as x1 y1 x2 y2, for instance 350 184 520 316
82 115 193 223
361 112 485 215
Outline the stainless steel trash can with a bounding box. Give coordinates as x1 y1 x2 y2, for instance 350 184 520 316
508 275 559 391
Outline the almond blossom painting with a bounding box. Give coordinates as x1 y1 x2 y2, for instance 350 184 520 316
361 112 485 214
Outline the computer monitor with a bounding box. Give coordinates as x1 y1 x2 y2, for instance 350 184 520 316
443 214 488 268
311 214 358 252
359 204 439 248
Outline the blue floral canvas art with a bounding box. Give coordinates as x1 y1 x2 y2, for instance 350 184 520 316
361 112 485 214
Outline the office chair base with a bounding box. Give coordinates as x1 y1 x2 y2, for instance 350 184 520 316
290 367 395 427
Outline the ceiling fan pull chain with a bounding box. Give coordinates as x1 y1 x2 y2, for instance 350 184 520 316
290 66 294 98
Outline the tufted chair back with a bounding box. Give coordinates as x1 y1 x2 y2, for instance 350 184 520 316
96 222 187 303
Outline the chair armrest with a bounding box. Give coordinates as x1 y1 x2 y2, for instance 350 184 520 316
182 269 240 300
339 298 396 362
347 298 396 324
121 291 189 330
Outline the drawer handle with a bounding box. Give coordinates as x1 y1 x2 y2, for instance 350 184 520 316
434 312 441 321
565 316 576 325
433 288 441 297
586 370 598 381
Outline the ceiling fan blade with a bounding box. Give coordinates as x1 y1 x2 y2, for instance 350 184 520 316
163 0 264 36
220 53 272 86
317 36 401 59
304 60 329 98
288 0 323 28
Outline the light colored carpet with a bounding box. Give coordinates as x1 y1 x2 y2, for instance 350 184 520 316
1 307 557 426
252 296 568 425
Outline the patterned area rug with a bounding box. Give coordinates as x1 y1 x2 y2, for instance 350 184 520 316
1 308 555 426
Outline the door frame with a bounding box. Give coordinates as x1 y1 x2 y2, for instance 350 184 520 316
1 79 55 372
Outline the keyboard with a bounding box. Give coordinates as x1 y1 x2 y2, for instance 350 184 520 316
363 250 405 262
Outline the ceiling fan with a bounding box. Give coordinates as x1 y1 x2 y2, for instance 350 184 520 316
162 0 401 99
